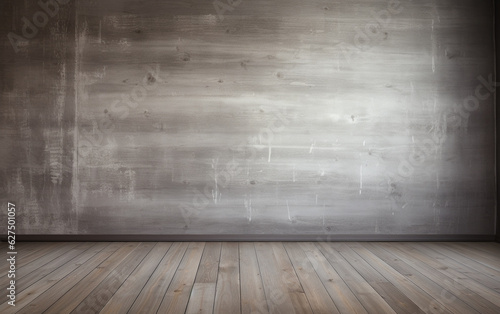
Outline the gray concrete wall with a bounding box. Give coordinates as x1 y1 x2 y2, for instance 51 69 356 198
0 0 496 237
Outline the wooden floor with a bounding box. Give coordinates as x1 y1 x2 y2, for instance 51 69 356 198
1 242 500 313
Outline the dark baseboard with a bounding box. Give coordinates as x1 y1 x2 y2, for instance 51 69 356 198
1 234 496 242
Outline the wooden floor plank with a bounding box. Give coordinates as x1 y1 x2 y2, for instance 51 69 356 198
194 242 222 284
1 241 499 314
270 242 313 313
214 242 241 314
15 243 79 280
14 242 95 293
299 242 368 314
2 243 82 295
186 283 217 314
129 242 190 313
366 242 480 314
186 242 222 314
348 242 454 314
0 242 57 275
447 243 500 272
426 243 500 291
255 242 304 314
72 242 156 313
331 243 424 314
100 242 173 313
387 242 500 314
0 242 62 294
240 242 269 314
463 242 500 256
43 242 141 314
156 242 205 314
317 242 397 314
409 242 500 309
284 242 340 314
3 243 109 313
15 243 122 314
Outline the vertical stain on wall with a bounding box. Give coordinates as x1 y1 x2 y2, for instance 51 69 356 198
0 0 77 233
46 129 64 185
118 168 136 202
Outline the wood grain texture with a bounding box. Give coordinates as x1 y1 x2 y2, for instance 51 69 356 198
346 242 455 314
72 242 156 313
240 242 269 314
255 242 305 314
129 242 190 312
156 242 205 314
100 242 172 313
43 242 140 313
387 242 500 313
424 243 500 292
17 243 122 314
364 242 479 313
2 242 500 313
3 243 109 313
186 283 217 314
214 242 241 314
318 242 397 314
13 243 94 292
186 242 221 314
0 0 496 236
330 242 424 314
299 242 368 314
284 242 341 314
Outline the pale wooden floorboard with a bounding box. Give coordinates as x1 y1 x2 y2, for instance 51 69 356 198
425 243 500 292
1 242 500 314
156 242 205 314
17 243 122 314
100 242 173 313
299 242 368 314
0 242 57 275
72 242 156 313
213 242 240 314
186 242 221 314
255 242 308 314
1 243 109 313
447 243 500 273
129 242 190 313
43 242 141 313
386 243 500 314
366 242 479 313
240 242 269 314
332 243 424 314
318 242 397 314
348 242 455 314
284 242 340 314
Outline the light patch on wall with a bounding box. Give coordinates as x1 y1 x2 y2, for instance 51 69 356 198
173 14 218 30
46 129 64 185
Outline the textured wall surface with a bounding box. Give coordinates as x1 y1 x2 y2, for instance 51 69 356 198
0 0 496 236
